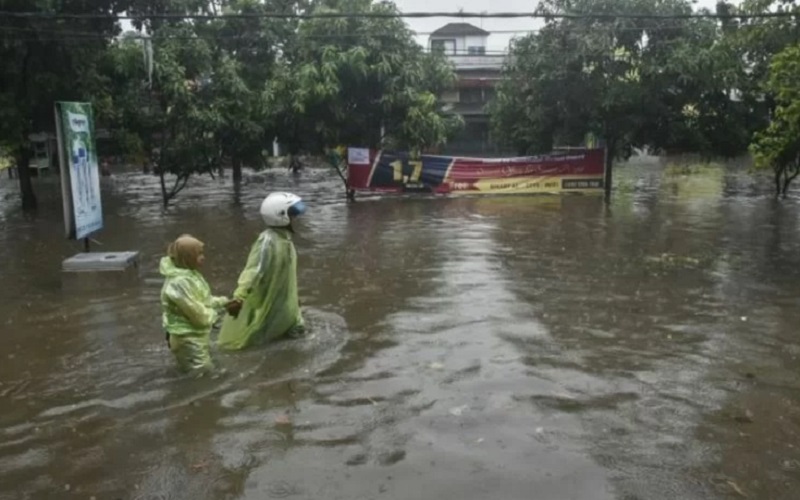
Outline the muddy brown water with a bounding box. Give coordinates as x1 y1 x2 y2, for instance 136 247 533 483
1 163 799 500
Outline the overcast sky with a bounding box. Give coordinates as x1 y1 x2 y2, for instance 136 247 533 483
394 0 740 51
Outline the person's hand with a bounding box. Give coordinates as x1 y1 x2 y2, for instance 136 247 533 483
225 299 243 318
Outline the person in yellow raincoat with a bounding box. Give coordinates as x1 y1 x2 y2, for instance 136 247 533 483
218 192 307 350
160 234 234 375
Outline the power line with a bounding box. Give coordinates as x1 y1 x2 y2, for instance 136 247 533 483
1 24 721 37
0 24 538 38
0 21 755 42
0 10 798 21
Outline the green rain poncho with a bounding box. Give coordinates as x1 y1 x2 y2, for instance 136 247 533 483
160 256 228 374
218 228 304 350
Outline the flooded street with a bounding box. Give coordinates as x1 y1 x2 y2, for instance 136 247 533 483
1 163 800 500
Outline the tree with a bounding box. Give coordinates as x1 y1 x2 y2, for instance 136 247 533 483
490 0 764 198
636 5 769 159
720 0 800 109
3 0 460 207
102 23 229 207
0 1 128 210
718 0 800 196
750 43 800 198
204 51 269 182
201 0 311 181
103 0 298 204
276 0 461 159
492 0 680 197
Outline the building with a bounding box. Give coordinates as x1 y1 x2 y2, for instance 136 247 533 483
429 23 508 156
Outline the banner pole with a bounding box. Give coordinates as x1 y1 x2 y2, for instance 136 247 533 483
603 145 612 201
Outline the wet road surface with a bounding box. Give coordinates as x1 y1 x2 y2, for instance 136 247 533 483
1 162 799 499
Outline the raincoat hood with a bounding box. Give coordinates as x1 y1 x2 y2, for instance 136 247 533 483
160 255 229 340
159 256 194 278
167 234 204 269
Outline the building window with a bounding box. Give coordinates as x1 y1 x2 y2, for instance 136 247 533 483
460 88 484 104
467 46 486 55
431 39 456 55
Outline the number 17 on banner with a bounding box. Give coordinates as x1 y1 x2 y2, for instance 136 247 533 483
391 159 422 184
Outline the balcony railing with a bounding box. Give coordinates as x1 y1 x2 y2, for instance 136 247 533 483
444 53 507 70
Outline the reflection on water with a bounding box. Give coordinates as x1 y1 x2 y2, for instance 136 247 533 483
0 164 799 500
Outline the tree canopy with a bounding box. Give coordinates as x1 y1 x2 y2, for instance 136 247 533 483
1 0 461 207
0 0 130 209
750 43 800 198
274 0 461 155
4 0 800 207
489 0 796 196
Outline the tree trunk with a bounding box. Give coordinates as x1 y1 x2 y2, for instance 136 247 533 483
775 166 783 198
232 157 242 184
328 152 351 200
781 167 788 199
159 170 169 208
603 146 614 201
16 147 37 211
782 165 799 199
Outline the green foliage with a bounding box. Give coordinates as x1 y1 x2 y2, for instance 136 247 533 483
490 0 776 171
203 0 311 175
8 0 800 206
277 0 461 154
101 24 226 206
0 0 129 209
750 43 800 197
722 0 800 103
641 9 766 158
1 0 459 207
717 0 800 196
107 0 459 204
105 1 299 204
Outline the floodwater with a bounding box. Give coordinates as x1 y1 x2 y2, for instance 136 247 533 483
1 161 799 500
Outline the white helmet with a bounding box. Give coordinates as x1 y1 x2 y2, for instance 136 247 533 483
260 192 307 227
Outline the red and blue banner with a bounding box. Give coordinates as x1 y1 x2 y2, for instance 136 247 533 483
346 148 605 195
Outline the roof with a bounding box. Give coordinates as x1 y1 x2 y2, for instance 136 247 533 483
430 23 490 38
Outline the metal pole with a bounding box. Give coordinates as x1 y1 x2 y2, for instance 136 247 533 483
84 237 90 252
603 145 612 201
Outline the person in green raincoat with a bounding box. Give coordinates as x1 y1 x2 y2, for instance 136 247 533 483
218 192 307 350
160 234 236 375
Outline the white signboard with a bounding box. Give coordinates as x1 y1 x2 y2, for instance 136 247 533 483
56 102 103 240
348 147 370 165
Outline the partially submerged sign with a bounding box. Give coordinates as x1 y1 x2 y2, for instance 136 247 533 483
55 102 103 240
61 251 141 291
347 148 605 195
62 252 140 272
55 102 140 289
